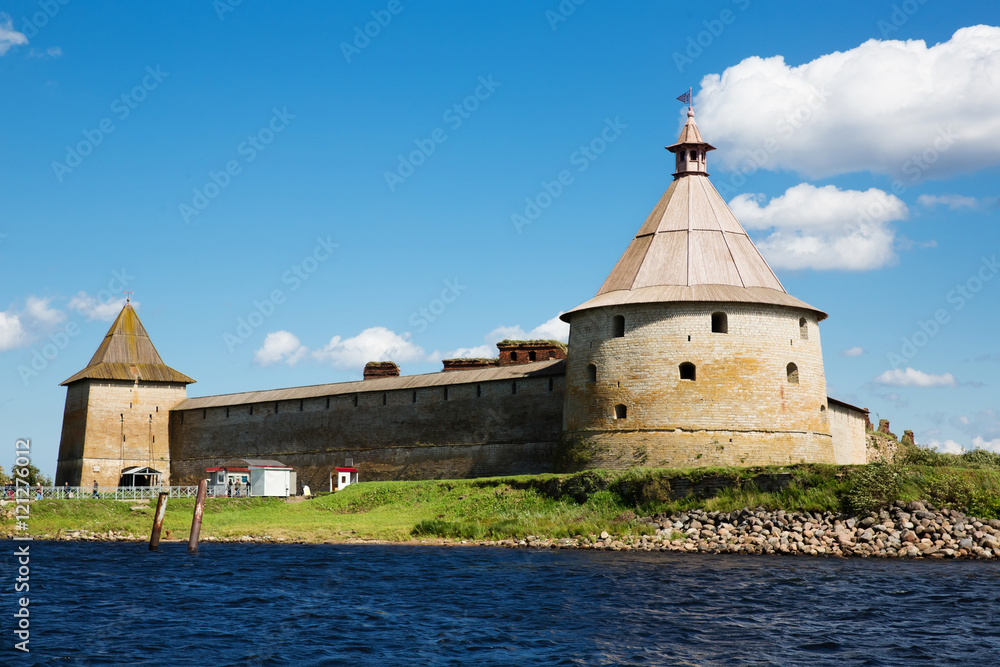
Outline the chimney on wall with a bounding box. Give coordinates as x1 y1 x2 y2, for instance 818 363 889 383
495 340 568 366
363 361 400 380
442 358 499 372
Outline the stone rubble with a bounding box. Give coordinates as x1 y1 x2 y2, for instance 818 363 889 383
14 500 1000 558
485 501 1000 559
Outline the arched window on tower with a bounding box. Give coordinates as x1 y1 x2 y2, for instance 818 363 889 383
679 362 696 381
787 363 799 384
711 312 728 334
799 318 808 340
586 364 597 383
612 315 625 338
614 404 627 420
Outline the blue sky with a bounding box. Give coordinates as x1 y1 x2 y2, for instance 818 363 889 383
2 1 999 477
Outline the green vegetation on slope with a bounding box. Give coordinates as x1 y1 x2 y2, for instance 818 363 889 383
7 453 1000 543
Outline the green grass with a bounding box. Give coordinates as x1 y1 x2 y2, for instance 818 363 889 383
6 463 1000 543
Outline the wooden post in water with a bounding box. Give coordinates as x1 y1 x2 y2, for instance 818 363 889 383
148 492 169 551
188 480 208 553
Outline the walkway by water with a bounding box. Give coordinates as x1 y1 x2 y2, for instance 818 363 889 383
3 542 998 665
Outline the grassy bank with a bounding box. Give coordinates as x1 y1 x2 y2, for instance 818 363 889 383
5 461 1000 543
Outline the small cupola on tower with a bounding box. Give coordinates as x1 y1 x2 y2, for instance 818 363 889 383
666 107 715 178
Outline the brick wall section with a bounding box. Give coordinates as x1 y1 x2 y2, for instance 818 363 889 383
363 361 400 380
169 374 565 489
496 341 567 366
56 379 188 486
442 358 499 372
561 302 835 469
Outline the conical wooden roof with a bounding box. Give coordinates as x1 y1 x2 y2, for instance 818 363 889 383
61 303 195 385
563 111 825 321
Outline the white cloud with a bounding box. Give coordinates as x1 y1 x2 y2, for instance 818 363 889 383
917 194 981 210
0 296 68 352
926 439 965 455
312 326 425 370
972 436 1000 453
27 46 62 59
729 183 907 270
875 367 957 387
0 14 28 56
695 25 1000 180
24 296 65 328
67 292 131 321
254 331 308 367
842 346 865 357
440 314 570 359
0 311 27 351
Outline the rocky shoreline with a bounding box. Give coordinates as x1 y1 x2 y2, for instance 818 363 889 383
499 500 1000 559
12 500 1000 559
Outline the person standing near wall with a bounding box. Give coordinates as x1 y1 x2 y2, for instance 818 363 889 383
92 480 99 499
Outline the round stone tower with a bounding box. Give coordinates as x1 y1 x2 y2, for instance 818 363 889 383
559 108 835 469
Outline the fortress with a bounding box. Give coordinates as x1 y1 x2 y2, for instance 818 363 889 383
55 110 869 490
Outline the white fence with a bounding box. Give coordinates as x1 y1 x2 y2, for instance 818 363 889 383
2 486 200 501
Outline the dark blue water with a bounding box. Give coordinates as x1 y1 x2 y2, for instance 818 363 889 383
2 542 999 666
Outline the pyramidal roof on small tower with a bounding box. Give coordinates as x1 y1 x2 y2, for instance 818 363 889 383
563 107 825 321
61 302 195 385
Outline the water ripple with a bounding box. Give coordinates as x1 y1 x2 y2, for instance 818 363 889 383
2 543 999 665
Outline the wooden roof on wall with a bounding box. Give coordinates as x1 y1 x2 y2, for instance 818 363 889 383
175 358 565 410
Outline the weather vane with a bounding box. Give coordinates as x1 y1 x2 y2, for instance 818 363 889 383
677 87 692 110
123 290 134 304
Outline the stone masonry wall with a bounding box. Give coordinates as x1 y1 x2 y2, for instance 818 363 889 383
56 379 188 486
828 402 868 465
169 375 564 490
561 302 835 469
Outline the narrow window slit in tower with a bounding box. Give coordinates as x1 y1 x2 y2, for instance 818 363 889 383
548 378 554 392
586 364 597 383
612 315 625 338
787 363 799 384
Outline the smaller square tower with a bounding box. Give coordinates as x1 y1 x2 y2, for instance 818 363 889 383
55 301 194 487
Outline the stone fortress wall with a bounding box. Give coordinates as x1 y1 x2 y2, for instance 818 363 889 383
169 359 566 490
561 302 837 470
